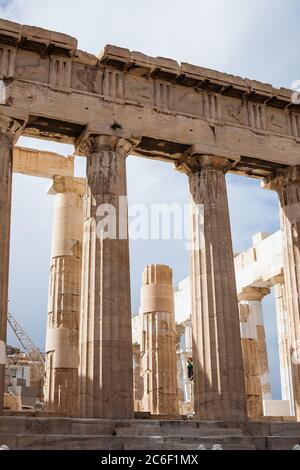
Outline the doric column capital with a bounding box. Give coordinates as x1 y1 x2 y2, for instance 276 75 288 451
185 154 232 206
80 135 137 157
75 125 140 156
238 286 271 302
263 166 300 207
0 116 24 142
176 148 239 176
48 176 85 196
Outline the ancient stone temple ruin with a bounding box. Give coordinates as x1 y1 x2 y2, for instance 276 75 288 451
1 18 300 449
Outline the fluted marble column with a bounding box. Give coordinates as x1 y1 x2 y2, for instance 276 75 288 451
274 280 295 415
140 264 179 416
265 167 300 420
179 153 246 421
0 117 22 414
238 287 271 417
45 176 85 415
78 135 134 419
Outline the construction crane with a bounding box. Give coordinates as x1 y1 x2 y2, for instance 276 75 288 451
7 311 45 379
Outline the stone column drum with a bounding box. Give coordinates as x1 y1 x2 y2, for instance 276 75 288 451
0 117 22 414
179 153 247 421
78 135 134 419
265 167 300 420
140 264 179 416
45 176 85 415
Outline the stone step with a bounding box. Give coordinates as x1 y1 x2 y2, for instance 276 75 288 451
244 421 300 436
122 436 261 450
1 417 300 437
265 436 300 450
0 417 244 436
0 434 123 450
0 417 116 436
1 418 300 450
115 426 244 437
171 443 257 450
0 434 259 450
0 433 299 450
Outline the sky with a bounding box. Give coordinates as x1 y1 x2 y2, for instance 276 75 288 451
1 0 299 399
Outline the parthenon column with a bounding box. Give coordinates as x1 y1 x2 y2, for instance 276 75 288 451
178 152 247 421
140 264 179 416
0 117 22 414
238 287 271 418
274 278 295 415
45 176 85 415
239 287 272 400
264 167 300 420
78 135 134 419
